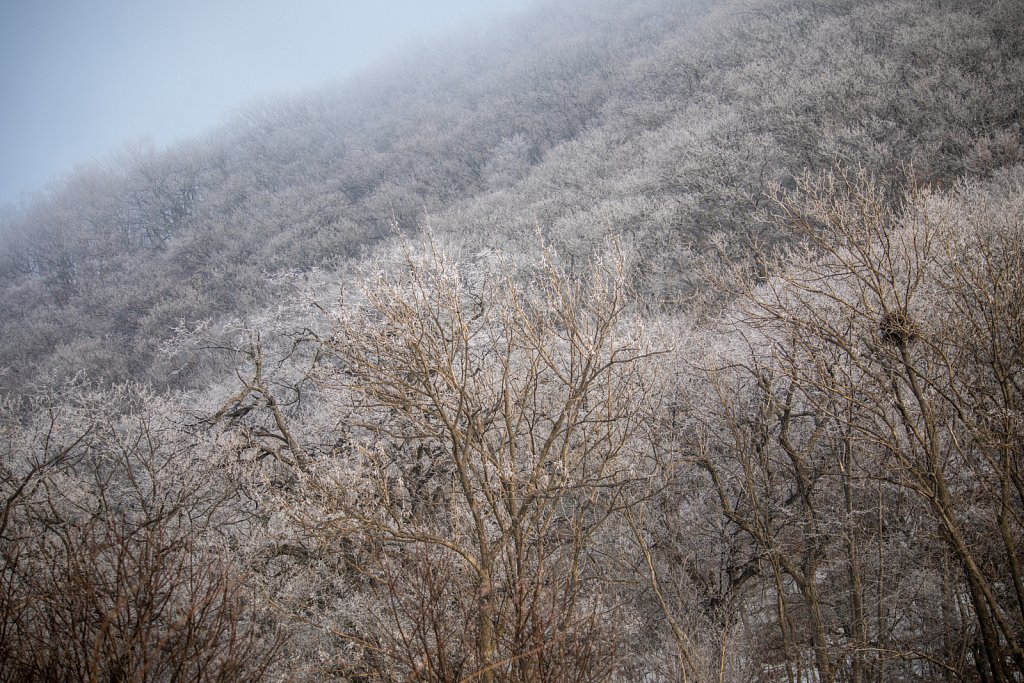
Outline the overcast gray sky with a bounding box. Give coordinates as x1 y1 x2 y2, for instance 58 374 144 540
0 0 531 206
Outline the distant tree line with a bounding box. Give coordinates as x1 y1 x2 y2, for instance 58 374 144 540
0 0 1019 395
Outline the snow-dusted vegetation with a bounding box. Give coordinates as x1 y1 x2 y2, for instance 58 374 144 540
2 0 1023 679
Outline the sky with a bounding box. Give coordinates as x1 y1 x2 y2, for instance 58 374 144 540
0 0 531 206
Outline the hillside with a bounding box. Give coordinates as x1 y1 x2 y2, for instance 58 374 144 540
2 0 1020 393
2 0 1024 680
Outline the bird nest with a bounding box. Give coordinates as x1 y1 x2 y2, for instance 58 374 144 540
879 310 918 345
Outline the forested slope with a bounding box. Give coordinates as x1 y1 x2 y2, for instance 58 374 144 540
0 0 704 391
1 0 1020 392
2 0 1024 680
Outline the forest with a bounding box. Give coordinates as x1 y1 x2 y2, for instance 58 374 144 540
1 0 1023 680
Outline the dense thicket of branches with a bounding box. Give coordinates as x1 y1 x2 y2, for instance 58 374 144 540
2 0 1023 680
678 168 1024 681
4 170 1022 680
0 388 282 681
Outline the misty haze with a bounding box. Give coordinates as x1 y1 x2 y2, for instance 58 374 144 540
1 0 1023 680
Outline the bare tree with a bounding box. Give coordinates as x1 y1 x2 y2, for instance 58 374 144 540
690 168 1024 681
221 236 663 681
0 387 281 682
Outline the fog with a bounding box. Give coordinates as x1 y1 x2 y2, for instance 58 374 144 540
0 0 531 205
